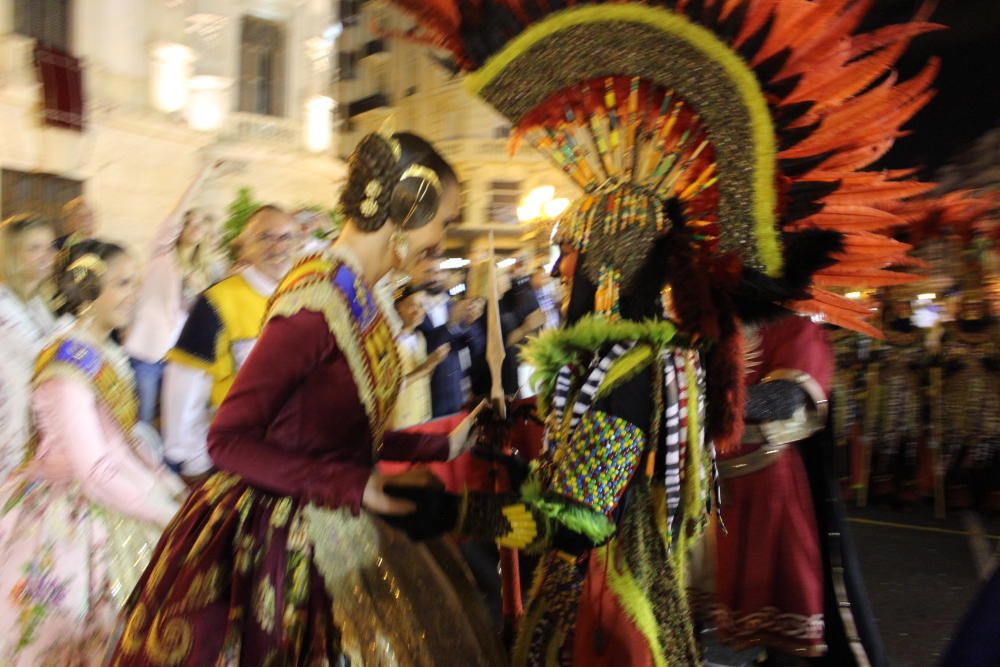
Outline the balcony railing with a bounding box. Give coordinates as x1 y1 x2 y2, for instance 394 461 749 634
361 39 387 60
346 92 390 118
219 112 300 146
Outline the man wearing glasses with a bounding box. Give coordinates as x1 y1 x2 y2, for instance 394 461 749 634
161 205 295 483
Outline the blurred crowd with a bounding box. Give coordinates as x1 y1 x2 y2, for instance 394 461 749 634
0 160 563 485
832 293 999 514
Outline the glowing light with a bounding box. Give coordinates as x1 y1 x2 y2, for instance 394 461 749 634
543 197 570 218
304 95 335 152
439 257 470 270
185 75 230 131
150 43 194 112
917 292 936 301
497 257 517 269
525 185 555 206
323 22 344 43
517 203 540 223
845 291 862 300
517 185 560 222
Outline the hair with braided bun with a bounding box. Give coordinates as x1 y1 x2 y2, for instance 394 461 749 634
53 238 125 317
340 131 457 232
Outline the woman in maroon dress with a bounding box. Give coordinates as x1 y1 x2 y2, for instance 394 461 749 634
109 131 504 666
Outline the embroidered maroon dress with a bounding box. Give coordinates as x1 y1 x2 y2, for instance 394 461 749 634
109 253 502 666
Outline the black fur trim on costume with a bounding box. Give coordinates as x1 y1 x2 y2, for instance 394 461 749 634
732 229 843 324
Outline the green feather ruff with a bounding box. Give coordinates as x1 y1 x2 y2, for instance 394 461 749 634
521 476 616 544
522 315 684 414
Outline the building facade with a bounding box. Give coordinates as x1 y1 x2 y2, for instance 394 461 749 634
335 0 572 257
0 0 345 253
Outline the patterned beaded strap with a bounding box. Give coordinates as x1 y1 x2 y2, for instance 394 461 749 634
662 351 682 539
545 364 575 452
695 355 723 521
673 350 690 484
567 342 634 432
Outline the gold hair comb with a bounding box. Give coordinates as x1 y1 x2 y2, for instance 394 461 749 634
67 254 106 283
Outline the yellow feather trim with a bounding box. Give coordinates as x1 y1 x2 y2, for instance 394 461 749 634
592 542 668 667
594 344 654 401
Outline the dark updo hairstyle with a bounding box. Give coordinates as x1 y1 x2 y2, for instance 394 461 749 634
340 131 458 232
53 238 126 317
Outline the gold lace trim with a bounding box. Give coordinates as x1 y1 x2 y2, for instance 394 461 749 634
267 258 401 453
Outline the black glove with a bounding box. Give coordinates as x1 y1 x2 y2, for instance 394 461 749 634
744 380 808 422
470 446 532 490
379 485 461 541
551 524 600 556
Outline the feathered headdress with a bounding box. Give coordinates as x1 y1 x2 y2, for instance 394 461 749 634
386 0 961 338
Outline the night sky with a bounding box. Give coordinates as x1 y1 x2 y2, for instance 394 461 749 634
862 0 1000 176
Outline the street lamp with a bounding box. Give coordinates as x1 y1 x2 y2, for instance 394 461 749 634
150 43 194 113
543 196 569 218
517 185 556 223
518 185 569 256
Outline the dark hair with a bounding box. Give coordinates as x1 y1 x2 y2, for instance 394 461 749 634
340 131 458 232
53 239 126 317
394 282 424 304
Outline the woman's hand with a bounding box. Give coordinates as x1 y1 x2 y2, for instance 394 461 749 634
362 469 442 515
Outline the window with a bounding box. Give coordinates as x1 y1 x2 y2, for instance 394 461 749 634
2 169 82 221
14 0 71 52
337 50 358 80
339 0 362 26
452 180 469 226
487 180 521 225
238 16 287 117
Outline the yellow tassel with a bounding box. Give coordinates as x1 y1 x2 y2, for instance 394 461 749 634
498 504 539 549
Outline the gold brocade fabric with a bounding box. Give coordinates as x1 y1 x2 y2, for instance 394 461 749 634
267 252 402 454
305 504 503 665
110 474 503 667
34 336 138 441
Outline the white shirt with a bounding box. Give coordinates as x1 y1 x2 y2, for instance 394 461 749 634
161 266 277 476
423 292 450 328
0 287 59 478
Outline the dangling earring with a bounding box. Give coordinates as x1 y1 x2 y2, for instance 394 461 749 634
391 228 409 264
